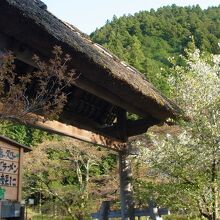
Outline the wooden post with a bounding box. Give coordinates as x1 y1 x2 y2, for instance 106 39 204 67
117 108 134 220
148 201 163 220
99 201 110 220
18 147 24 202
119 151 134 220
19 206 25 220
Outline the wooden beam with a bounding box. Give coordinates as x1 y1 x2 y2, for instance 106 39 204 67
30 117 126 152
116 108 127 142
0 32 38 67
0 103 125 151
74 77 149 118
51 109 136 142
0 101 125 151
126 118 160 137
101 118 160 138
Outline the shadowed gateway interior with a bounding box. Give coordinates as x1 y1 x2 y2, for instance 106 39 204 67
13 57 152 142
14 57 120 127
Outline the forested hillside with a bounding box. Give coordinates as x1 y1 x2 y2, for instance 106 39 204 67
91 5 220 94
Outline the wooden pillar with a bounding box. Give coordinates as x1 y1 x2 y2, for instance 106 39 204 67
19 206 25 220
117 108 134 220
98 201 110 220
119 151 134 220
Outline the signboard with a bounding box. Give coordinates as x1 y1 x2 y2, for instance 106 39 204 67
0 140 23 201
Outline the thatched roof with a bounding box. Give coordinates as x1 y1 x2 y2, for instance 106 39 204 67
0 0 182 121
0 0 185 147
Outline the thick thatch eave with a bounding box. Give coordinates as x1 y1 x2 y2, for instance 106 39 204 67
0 0 182 122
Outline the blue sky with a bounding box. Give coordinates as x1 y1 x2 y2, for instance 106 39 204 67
43 0 220 34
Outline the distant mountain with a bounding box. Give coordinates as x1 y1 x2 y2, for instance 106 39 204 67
90 5 220 95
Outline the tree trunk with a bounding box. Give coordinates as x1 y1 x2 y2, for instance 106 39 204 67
211 158 219 220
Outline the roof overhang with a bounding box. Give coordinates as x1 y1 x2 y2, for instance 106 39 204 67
0 0 183 150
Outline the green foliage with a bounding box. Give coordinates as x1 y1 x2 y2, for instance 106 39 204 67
23 139 117 219
91 5 220 95
137 49 220 219
33 215 72 220
98 153 117 175
0 121 56 146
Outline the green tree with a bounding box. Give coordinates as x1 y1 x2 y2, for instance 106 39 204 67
0 121 55 146
138 48 220 220
127 36 145 71
23 138 119 219
91 5 220 95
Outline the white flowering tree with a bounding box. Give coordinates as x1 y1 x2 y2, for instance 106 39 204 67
138 48 220 220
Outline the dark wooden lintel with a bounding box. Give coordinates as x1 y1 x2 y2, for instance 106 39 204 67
126 118 160 137
101 117 160 138
116 108 127 142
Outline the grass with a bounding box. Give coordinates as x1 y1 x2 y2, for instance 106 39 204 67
33 215 72 220
165 215 202 220
32 215 202 220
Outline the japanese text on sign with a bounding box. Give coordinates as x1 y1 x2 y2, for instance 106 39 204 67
0 147 19 161
0 173 17 187
0 161 19 174
0 146 19 188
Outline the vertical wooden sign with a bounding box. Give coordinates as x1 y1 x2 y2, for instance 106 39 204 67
0 137 31 202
